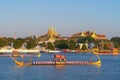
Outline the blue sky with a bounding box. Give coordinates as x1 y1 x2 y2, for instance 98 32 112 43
0 0 120 38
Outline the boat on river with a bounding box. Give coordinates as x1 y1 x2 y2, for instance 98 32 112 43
92 48 119 55
10 50 101 67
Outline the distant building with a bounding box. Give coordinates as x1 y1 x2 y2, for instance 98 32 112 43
71 31 108 41
38 27 60 42
47 27 60 42
91 32 107 40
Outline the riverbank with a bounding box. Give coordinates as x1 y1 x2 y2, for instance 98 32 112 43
0 49 40 53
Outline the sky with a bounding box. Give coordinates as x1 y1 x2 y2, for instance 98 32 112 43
0 0 120 39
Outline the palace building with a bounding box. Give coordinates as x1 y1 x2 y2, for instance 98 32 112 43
72 31 108 41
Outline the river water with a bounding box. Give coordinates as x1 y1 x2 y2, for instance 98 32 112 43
0 53 120 80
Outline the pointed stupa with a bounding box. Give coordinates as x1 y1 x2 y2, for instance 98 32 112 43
47 27 59 42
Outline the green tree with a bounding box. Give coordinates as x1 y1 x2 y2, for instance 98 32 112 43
111 37 120 43
114 42 119 48
103 44 109 50
0 38 8 47
47 42 55 50
26 41 37 49
85 36 95 43
55 40 69 49
7 37 15 45
77 36 95 43
77 37 86 43
40 42 46 47
110 37 120 48
16 38 25 43
69 40 76 50
81 44 87 50
13 40 23 49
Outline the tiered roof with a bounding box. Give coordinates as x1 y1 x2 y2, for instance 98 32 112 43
71 31 107 40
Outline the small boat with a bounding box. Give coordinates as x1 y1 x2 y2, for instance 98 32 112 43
92 48 119 55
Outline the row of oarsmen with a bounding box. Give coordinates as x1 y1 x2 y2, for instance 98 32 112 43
32 61 90 65
32 61 55 65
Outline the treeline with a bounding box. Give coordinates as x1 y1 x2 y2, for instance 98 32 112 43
0 36 120 50
110 37 120 48
0 36 38 49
